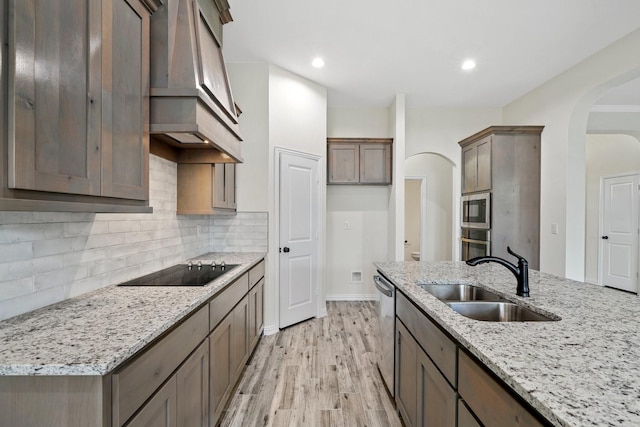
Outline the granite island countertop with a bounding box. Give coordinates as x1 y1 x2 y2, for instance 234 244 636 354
374 261 640 427
0 252 265 376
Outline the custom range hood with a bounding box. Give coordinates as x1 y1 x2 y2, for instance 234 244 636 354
149 0 242 161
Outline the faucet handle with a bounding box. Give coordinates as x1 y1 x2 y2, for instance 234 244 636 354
507 247 528 265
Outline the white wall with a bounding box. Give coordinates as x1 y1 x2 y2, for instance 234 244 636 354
0 155 268 321
326 186 389 299
405 154 454 261
389 95 406 261
326 107 392 299
584 134 640 284
228 63 327 330
227 63 270 211
405 107 503 259
503 28 640 279
327 107 391 137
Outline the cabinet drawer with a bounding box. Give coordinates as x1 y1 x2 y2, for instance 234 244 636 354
458 351 544 427
112 305 209 427
396 292 456 385
249 260 265 289
209 273 249 331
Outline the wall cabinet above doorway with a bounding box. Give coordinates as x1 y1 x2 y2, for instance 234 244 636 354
327 138 393 185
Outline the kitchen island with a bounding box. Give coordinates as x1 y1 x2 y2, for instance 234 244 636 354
375 261 640 427
0 252 265 426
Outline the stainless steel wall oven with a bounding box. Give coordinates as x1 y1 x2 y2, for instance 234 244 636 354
461 228 491 261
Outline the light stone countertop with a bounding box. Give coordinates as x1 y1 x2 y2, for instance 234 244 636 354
374 260 640 427
0 252 265 376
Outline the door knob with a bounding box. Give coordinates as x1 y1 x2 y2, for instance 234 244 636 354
283 247 290 253
602 236 609 240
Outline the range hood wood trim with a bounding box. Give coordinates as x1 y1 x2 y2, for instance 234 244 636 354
149 0 242 159
150 98 242 161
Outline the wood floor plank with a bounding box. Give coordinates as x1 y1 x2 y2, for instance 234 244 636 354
339 393 368 427
218 302 401 427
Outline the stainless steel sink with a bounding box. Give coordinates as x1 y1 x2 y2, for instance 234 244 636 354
446 301 557 322
419 283 506 302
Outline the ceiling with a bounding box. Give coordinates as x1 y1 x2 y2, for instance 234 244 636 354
223 0 640 108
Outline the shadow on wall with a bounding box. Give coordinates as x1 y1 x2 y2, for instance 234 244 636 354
404 152 455 262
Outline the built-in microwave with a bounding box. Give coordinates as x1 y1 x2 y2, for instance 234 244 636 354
461 192 491 229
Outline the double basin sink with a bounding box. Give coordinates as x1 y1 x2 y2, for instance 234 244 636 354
418 283 557 322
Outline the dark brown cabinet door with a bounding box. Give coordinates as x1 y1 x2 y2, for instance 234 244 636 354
396 321 418 427
417 348 456 427
8 0 102 196
101 0 150 200
328 143 359 184
209 314 232 426
7 0 150 202
177 340 209 427
213 163 236 210
209 296 248 426
126 376 177 427
249 277 265 352
359 143 391 184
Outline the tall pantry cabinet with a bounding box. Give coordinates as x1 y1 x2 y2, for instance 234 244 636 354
459 126 543 269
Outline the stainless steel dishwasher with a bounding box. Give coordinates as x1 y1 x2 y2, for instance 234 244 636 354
374 274 395 397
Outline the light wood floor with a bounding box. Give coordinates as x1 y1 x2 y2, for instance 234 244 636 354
219 301 402 427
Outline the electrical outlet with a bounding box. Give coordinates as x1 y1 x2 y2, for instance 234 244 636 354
344 220 350 230
551 223 559 234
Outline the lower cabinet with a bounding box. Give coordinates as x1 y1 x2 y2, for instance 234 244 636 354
176 340 209 427
417 344 457 427
126 339 209 427
457 400 482 427
209 295 249 426
249 277 265 351
396 320 456 427
458 351 544 427
0 259 265 427
126 376 177 427
396 321 418 427
395 290 550 427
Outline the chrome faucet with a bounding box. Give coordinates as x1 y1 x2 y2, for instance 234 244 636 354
466 247 530 297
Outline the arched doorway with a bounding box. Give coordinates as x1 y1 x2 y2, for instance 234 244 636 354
584 77 640 288
565 70 640 281
404 152 456 261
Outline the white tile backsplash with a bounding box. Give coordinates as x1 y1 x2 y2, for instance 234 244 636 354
0 154 268 321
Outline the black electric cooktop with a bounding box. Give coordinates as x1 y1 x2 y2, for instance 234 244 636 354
118 263 238 286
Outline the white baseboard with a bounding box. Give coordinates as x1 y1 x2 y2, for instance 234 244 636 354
584 276 600 286
263 324 279 336
325 293 378 301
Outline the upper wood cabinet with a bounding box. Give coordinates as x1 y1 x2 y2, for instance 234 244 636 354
327 138 392 185
213 163 236 210
177 162 236 214
2 0 160 212
461 136 492 194
458 126 544 268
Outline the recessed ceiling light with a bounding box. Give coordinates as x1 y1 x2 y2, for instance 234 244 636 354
462 59 476 71
312 57 325 68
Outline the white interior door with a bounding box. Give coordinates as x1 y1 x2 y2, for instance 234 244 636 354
279 151 319 328
601 174 639 293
